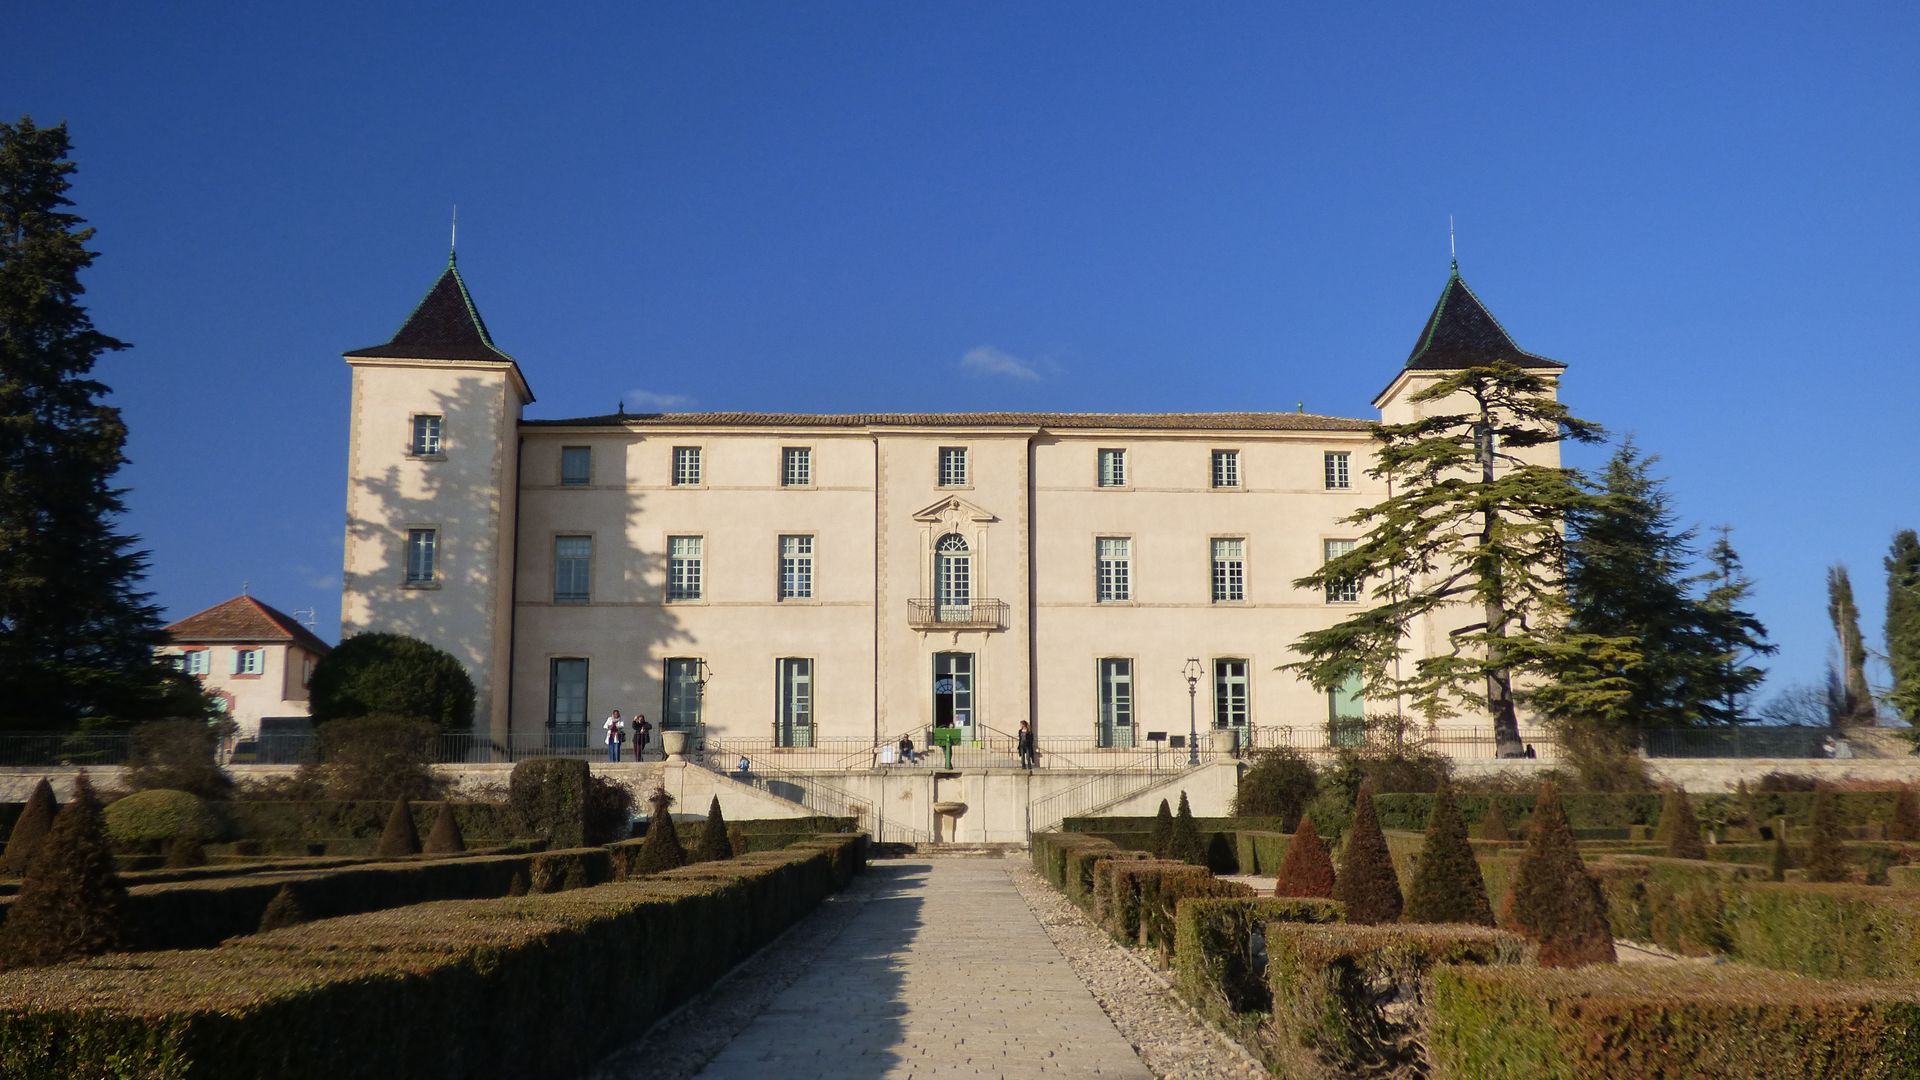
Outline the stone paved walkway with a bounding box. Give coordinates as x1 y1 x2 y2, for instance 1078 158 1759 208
688 859 1152 1080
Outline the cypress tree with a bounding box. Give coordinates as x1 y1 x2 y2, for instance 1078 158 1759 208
1828 565 1877 724
1149 798 1174 859
1 778 57 874
696 796 732 863
1406 781 1493 925
1769 831 1791 882
634 787 686 874
0 771 127 967
258 884 308 932
424 802 466 855
1656 788 1707 860
1333 782 1402 924
376 798 420 858
1804 785 1850 883
1504 782 1614 967
1273 816 1336 899
1171 792 1205 866
1887 530 1920 730
1889 785 1920 844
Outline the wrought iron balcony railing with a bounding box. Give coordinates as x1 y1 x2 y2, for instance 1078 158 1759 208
906 598 1008 630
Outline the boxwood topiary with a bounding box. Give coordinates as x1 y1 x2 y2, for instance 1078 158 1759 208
1334 782 1401 925
508 758 590 848
103 789 222 847
1 779 57 875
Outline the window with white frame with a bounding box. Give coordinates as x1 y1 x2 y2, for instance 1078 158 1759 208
1213 658 1250 729
410 414 443 456
672 446 702 486
171 651 210 676
561 446 592 486
1211 538 1245 602
938 446 968 487
1096 537 1131 602
405 528 438 584
1324 539 1360 603
1211 449 1240 488
553 535 592 603
776 657 813 748
232 648 264 676
1097 658 1135 748
781 446 811 487
667 536 703 600
779 534 814 600
1324 450 1350 490
1098 448 1126 487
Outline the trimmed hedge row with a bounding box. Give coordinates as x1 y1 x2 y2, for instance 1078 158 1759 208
1425 963 1920 1079
1723 884 1920 978
1170 897 1341 1032
220 800 519 849
0 834 867 1080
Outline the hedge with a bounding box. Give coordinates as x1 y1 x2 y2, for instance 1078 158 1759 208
1098 860 1197 943
1140 869 1253 956
1090 854 1155 925
221 801 520 850
1425 963 1920 1080
1169 896 1341 1033
1235 830 1289 875
1265 923 1527 1078
665 816 858 855
1723 884 1920 978
0 834 866 1080
1030 832 1120 891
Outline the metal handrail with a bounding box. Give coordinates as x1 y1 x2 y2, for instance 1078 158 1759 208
905 598 1008 629
697 741 932 844
1029 759 1204 835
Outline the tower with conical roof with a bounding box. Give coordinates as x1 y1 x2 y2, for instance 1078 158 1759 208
341 253 534 740
1372 261 1565 427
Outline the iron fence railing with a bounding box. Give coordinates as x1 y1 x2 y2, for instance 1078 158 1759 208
1246 724 1563 762
1642 727 1834 759
905 599 1008 630
1029 761 1203 834
0 730 699 768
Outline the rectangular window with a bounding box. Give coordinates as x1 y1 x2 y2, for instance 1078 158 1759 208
549 658 589 735
405 528 438 584
667 535 703 600
410 414 443 456
663 657 703 731
1324 451 1350 490
781 446 811 487
1211 538 1246 602
1096 537 1131 602
1324 539 1360 603
1211 449 1240 488
1329 669 1366 748
561 446 592 486
302 654 314 688
1213 659 1250 729
673 446 702 486
172 651 210 676
232 648 264 676
1097 448 1126 487
938 446 968 487
779 534 814 600
553 535 592 603
777 658 813 748
1097 658 1134 749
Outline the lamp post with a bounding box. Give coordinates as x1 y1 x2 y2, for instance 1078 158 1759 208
1183 658 1202 766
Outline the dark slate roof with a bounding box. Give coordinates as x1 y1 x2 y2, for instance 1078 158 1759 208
523 411 1373 432
165 596 333 655
1403 263 1563 371
344 254 516 363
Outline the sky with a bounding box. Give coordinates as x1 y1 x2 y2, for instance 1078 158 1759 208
7 2 1917 710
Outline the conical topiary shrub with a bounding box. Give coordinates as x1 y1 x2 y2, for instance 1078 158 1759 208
1769 831 1791 881
727 824 748 858
1804 784 1850 883
0 772 128 968
1333 782 1402 925
258 884 308 932
1149 799 1174 859
377 798 421 858
1 779 58 875
1405 781 1493 925
1171 792 1205 866
425 802 466 855
1273 816 1336 899
1889 785 1920 843
1476 798 1512 842
1656 788 1707 860
507 869 530 897
634 787 686 874
696 796 732 863
1503 782 1614 967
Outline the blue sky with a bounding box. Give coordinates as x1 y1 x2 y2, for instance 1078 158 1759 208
8 3 1917 710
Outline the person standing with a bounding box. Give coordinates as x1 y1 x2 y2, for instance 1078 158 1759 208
633 714 653 761
1017 720 1037 770
604 709 625 763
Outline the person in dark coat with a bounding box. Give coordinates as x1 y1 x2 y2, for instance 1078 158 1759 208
1017 720 1038 770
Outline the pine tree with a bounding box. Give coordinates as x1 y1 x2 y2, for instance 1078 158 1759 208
0 771 127 967
1699 528 1773 723
424 802 466 855
1828 565 1876 725
1171 792 1205 866
1477 799 1512 842
0 119 192 731
1149 799 1174 859
376 798 420 857
258 884 308 932
1885 530 1920 731
1 778 57 874
1804 785 1850 883
1655 789 1707 860
1504 782 1614 967
634 787 686 874
1889 785 1920 844
1405 781 1494 925
1273 816 1337 899
1333 782 1402 924
1286 362 1625 756
695 796 732 863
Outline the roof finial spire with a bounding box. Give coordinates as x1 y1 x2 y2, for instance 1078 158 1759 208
449 205 458 264
241 579 250 597
1448 214 1456 269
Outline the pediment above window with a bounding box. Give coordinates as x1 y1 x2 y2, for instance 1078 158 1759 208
909 496 998 528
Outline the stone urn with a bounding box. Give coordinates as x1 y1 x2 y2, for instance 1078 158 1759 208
661 730 690 761
1209 728 1239 755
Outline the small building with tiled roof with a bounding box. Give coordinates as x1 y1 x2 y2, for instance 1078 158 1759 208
160 595 332 740
339 254 1567 787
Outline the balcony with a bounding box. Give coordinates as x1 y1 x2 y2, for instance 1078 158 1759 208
907 598 1008 631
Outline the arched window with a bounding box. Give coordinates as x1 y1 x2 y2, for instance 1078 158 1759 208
935 533 971 616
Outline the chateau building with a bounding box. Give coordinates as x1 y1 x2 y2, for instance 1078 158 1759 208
339 256 1565 755
160 594 332 740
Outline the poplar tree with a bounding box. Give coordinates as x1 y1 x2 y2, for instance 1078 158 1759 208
1885 530 1920 730
1828 565 1876 725
1288 363 1630 756
0 118 187 730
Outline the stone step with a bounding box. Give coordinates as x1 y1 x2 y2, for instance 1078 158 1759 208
880 842 1028 858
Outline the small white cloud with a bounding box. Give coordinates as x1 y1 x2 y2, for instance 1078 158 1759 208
624 389 695 411
960 345 1042 382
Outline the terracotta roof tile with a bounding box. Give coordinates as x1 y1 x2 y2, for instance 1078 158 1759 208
165 596 332 655
522 411 1373 432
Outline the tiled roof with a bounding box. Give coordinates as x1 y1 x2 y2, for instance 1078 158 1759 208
164 596 332 655
1403 264 1564 372
523 411 1374 432
344 255 516 364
